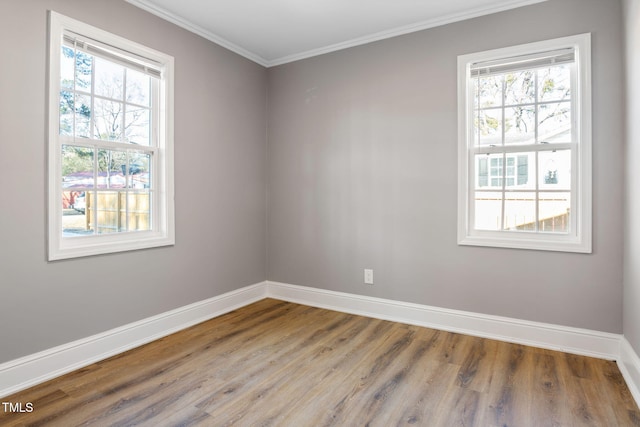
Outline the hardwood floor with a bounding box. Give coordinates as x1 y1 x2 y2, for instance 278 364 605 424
1 298 639 426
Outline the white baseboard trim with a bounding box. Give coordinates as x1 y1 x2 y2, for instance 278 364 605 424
0 281 267 399
619 338 640 406
266 281 621 360
1 279 633 406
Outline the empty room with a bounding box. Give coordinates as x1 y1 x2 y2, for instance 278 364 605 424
1 0 640 425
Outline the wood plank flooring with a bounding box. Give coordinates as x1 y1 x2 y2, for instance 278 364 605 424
1 298 639 426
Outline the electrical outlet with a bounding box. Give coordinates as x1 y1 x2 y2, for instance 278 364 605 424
364 269 374 285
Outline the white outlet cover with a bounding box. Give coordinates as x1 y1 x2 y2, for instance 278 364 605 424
364 269 374 285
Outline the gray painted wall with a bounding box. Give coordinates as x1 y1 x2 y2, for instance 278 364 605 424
266 0 625 332
623 0 640 354
0 0 629 366
0 0 267 363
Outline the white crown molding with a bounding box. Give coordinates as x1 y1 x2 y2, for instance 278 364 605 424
267 0 549 67
126 0 548 68
0 282 267 399
124 0 269 66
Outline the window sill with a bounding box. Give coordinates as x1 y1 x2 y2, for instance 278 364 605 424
48 231 175 261
458 232 591 253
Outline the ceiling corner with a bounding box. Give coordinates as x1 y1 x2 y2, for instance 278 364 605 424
125 0 269 67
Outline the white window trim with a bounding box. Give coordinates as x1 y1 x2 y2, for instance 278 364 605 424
47 11 175 260
457 34 592 253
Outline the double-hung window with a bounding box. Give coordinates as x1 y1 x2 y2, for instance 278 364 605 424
457 34 591 253
48 12 174 260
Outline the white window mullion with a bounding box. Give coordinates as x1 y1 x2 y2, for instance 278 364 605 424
125 151 130 232
500 77 507 231
90 50 96 141
534 69 540 232
475 142 572 156
122 71 128 233
500 153 507 230
470 75 480 235
59 136 157 154
92 147 98 235
72 41 78 143
151 77 160 231
122 69 127 144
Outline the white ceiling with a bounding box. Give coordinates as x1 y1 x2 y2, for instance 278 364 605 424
126 0 547 67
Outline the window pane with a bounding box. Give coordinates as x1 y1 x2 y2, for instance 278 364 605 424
538 102 571 143
60 91 91 138
97 150 127 189
126 191 151 231
59 90 74 136
128 151 151 189
506 157 515 187
62 145 94 188
539 150 571 190
60 47 74 89
504 106 535 145
504 192 536 231
538 64 571 102
94 57 124 100
126 69 151 106
505 70 535 106
75 94 92 138
490 157 503 188
95 191 120 234
125 106 150 145
538 192 570 233
476 156 489 188
515 153 534 189
476 109 502 146
61 145 93 236
477 75 503 108
94 99 123 141
474 191 502 230
62 191 90 236
75 51 92 93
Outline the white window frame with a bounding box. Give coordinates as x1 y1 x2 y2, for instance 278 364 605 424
457 34 591 253
47 11 174 260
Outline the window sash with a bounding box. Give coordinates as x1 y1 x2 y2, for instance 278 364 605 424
467 57 577 235
60 42 159 239
60 43 159 146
